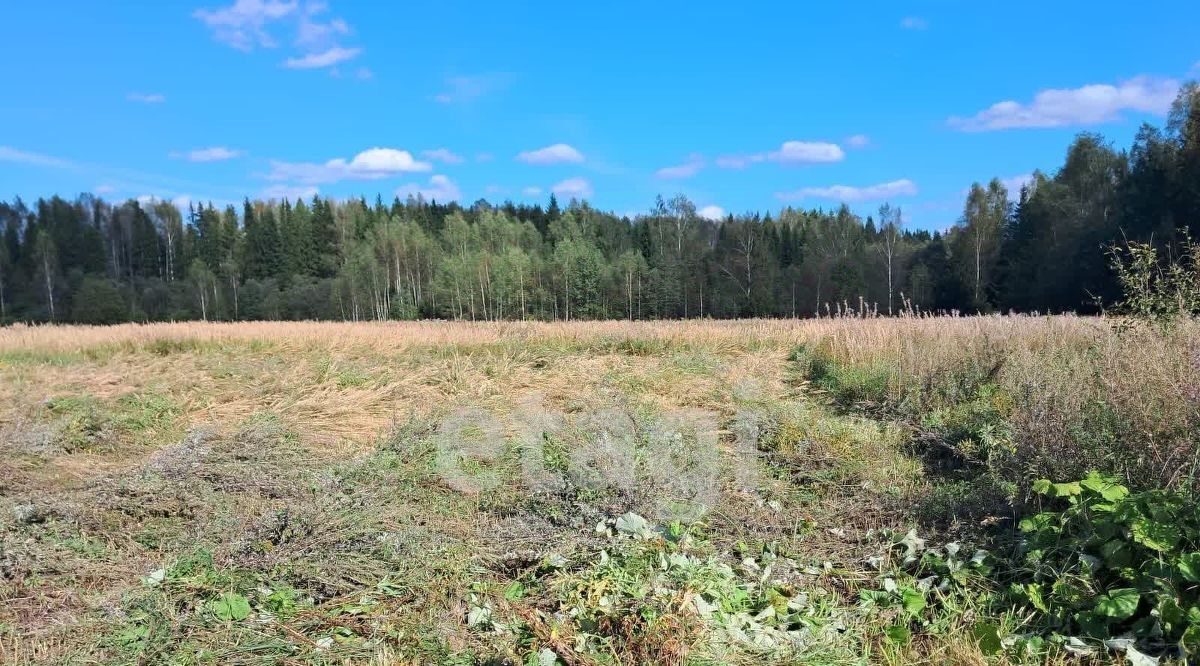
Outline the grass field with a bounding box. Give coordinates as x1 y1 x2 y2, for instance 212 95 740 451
2 317 1197 665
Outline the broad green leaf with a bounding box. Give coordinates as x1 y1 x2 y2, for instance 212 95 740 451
972 622 1003 655
1019 512 1059 533
1032 479 1053 496
1157 597 1185 630
1051 481 1082 497
1052 578 1094 607
504 581 526 600
1183 624 1200 657
1025 583 1049 613
1074 610 1110 638
210 592 251 622
1099 539 1133 568
1080 472 1129 501
901 588 926 615
884 624 911 644
1131 518 1181 552
1094 588 1140 620
1179 553 1200 583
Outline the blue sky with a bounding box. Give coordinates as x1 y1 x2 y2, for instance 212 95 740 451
1 1 1197 230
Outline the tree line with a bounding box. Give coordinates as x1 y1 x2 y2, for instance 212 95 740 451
1 84 1197 324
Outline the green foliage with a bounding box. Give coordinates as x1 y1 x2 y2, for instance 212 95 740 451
1108 232 1200 330
1010 472 1200 658
70 276 128 324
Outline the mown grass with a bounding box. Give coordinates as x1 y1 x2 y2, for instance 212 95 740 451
2 316 1195 664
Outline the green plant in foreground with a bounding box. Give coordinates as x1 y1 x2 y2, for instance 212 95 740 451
1011 471 1200 661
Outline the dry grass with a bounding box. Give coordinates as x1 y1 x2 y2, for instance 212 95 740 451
2 316 1182 664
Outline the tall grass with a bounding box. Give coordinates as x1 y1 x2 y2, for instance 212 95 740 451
795 315 1200 495
6 315 1195 493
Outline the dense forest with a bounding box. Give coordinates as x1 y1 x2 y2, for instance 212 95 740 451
1 84 1197 324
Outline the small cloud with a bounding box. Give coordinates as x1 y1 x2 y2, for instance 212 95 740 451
127 92 166 104
262 183 319 200
714 154 763 169
999 173 1035 200
948 75 1180 131
296 3 350 49
845 134 871 149
698 205 726 221
355 67 374 80
516 143 585 165
776 178 918 203
169 146 244 162
717 140 845 168
193 0 299 51
768 141 845 164
396 174 461 202
900 16 928 30
551 177 592 199
433 73 513 104
284 46 361 69
522 186 543 196
484 184 505 195
421 148 465 164
0 146 74 169
655 153 705 179
267 147 431 184
475 152 494 163
95 184 117 194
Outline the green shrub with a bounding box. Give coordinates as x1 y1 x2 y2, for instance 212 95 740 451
1008 472 1200 660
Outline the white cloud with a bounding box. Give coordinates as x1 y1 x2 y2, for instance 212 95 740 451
551 177 592 199
95 184 117 194
433 73 513 104
476 152 495 163
421 148 465 164
655 153 705 179
284 46 361 69
768 141 845 164
698 205 726 221
296 3 349 49
193 0 299 51
716 140 845 168
1001 173 1034 193
845 134 871 148
484 185 505 195
522 186 543 196
355 67 373 80
776 179 918 202
714 154 763 169
900 16 928 30
0 146 74 169
516 143 585 165
395 174 461 202
127 92 166 104
196 1 363 73
267 147 431 183
169 146 244 162
949 76 1180 131
262 184 319 200
347 148 428 172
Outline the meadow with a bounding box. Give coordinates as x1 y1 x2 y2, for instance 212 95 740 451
2 316 1198 665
